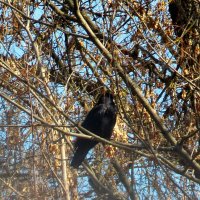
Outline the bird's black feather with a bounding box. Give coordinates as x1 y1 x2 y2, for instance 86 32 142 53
71 92 117 168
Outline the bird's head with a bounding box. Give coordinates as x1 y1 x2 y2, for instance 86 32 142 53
97 92 114 105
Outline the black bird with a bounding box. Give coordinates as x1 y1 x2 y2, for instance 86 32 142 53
71 92 117 168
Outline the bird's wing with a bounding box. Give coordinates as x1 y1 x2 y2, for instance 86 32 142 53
81 104 106 133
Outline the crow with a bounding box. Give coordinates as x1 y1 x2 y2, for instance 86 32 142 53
70 92 117 168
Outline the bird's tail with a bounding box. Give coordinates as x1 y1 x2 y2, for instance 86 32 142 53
70 148 89 168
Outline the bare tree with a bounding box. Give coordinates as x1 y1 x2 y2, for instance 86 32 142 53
0 0 199 199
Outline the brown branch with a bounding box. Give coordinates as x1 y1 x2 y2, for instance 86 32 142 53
0 177 25 198
111 159 138 200
84 164 125 200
